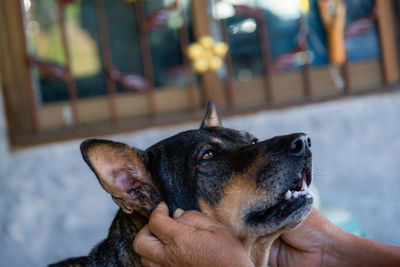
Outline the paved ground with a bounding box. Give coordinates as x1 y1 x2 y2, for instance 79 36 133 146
0 90 399 266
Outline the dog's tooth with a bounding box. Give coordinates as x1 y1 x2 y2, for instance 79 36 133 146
285 190 292 200
297 172 302 179
301 180 308 191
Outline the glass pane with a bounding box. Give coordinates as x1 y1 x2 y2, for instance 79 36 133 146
24 0 106 103
307 0 379 65
213 0 380 80
213 0 303 79
145 0 194 88
23 0 194 104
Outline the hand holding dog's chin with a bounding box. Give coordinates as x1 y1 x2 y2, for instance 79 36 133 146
268 208 400 267
134 202 254 267
268 208 328 267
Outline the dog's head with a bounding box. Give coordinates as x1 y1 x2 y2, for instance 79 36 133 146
81 100 313 240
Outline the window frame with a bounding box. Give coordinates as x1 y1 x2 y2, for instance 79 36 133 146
1 0 399 148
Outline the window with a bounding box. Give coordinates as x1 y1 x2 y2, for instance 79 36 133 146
0 0 399 147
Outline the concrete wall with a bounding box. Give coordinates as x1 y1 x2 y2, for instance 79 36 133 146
1 90 399 266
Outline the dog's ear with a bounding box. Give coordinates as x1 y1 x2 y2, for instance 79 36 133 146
200 99 222 128
80 139 161 216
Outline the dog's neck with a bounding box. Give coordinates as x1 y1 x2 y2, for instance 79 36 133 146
241 233 281 267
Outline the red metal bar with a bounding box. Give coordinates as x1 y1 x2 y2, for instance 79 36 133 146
178 12 198 112
344 7 377 39
341 5 378 93
298 15 313 98
108 69 148 92
232 5 260 18
219 18 235 109
93 0 119 123
141 1 178 33
373 0 390 86
18 1 40 134
226 5 274 104
341 60 352 93
134 1 157 119
257 9 275 103
57 1 80 128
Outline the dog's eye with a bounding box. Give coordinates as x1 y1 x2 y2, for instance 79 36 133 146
202 151 214 160
251 138 258 144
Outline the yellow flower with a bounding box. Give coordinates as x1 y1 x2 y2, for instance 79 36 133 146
300 0 309 14
187 36 228 73
187 44 203 59
213 42 229 56
199 36 215 49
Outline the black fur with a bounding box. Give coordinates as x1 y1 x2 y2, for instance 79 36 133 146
50 101 313 266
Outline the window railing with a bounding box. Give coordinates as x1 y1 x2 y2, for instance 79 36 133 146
0 0 399 147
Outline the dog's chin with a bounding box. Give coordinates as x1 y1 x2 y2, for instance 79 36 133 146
244 166 314 235
244 193 313 236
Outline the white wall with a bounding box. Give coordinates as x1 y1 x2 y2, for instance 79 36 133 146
1 91 399 266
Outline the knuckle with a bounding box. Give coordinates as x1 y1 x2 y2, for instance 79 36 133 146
133 227 147 252
180 210 200 220
148 213 161 229
133 236 144 253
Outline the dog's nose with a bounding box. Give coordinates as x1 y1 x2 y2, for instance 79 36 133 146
288 133 311 156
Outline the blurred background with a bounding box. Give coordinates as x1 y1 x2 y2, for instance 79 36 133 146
0 0 399 266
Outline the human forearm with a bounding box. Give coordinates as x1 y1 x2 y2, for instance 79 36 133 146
324 224 400 266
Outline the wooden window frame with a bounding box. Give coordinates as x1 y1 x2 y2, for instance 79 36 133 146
1 0 399 148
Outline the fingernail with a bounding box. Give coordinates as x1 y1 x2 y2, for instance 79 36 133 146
173 208 184 219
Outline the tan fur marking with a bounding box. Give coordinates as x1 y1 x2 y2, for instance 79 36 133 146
210 137 222 145
198 199 216 218
251 233 282 267
238 131 247 136
205 105 221 127
214 176 264 238
198 155 283 267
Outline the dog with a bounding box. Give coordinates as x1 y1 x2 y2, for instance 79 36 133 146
50 100 313 267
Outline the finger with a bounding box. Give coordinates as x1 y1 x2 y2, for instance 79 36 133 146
268 237 280 266
148 202 184 243
174 210 221 231
141 257 163 267
173 208 184 219
133 225 165 263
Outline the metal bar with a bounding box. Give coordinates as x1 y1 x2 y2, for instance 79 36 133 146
374 0 400 85
257 10 275 104
134 1 157 119
190 0 222 106
58 1 80 128
219 18 235 109
178 13 197 112
17 1 40 134
298 15 313 98
93 0 119 123
342 60 352 93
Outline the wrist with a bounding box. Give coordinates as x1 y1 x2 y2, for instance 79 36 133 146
322 223 400 267
322 223 355 266
232 254 255 267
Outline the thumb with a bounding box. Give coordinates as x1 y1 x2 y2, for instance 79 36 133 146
173 209 221 231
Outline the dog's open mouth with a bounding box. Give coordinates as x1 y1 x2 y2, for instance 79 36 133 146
247 169 312 225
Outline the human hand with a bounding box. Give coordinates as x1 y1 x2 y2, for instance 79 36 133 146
268 208 400 267
268 208 331 267
133 202 254 267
